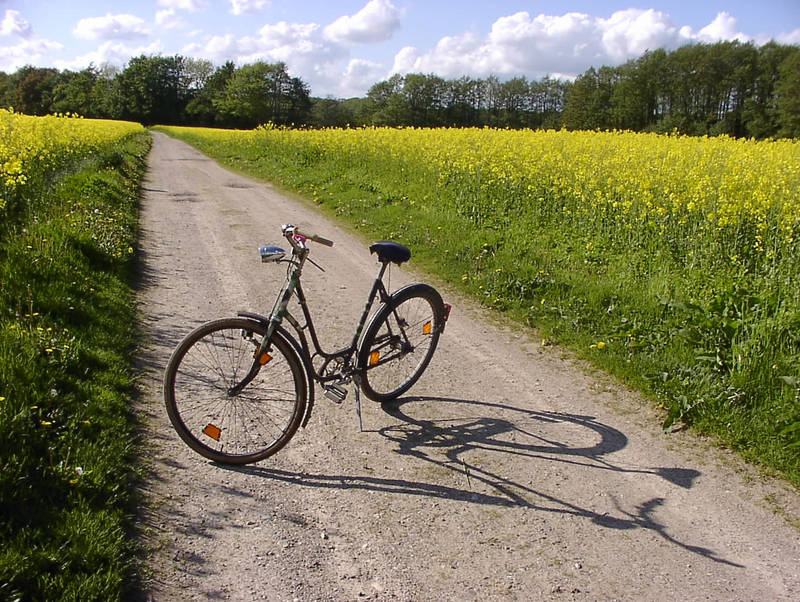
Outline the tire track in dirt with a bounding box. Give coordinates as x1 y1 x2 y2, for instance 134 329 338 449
134 132 799 601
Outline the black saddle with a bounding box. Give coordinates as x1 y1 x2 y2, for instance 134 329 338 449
369 241 411 265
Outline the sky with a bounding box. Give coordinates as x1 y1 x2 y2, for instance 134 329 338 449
2 1 799 98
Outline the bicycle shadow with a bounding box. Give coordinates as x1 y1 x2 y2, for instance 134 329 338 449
380 396 699 489
223 395 741 568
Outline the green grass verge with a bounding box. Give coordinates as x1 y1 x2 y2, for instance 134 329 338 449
0 131 151 600
153 125 800 488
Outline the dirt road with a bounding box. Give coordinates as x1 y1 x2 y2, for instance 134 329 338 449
135 132 799 601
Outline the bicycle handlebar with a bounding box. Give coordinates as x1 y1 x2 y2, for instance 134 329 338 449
301 231 334 247
283 224 334 247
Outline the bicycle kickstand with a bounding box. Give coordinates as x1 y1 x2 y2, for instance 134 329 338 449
353 375 364 432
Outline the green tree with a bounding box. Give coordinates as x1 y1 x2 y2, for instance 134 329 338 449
775 48 800 138
9 66 58 115
744 42 795 138
405 73 448 126
310 97 359 128
562 67 615 130
90 64 121 119
443 76 483 127
529 76 569 128
0 71 12 108
366 74 406 125
51 66 100 116
213 61 310 128
185 61 235 126
113 55 187 125
496 77 530 128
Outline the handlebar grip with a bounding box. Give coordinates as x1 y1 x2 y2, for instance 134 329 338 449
310 234 334 247
295 226 334 247
285 224 334 247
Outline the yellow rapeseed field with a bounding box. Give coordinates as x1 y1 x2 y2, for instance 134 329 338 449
166 125 800 257
0 109 144 212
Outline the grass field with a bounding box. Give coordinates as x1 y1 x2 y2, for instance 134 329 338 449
155 124 800 487
1 110 150 600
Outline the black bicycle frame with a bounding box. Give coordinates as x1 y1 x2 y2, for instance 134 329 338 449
248 256 394 387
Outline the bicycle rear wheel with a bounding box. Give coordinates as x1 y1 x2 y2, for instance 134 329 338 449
164 317 306 464
358 283 445 403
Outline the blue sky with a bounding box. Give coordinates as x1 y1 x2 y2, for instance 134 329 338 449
2 1 799 97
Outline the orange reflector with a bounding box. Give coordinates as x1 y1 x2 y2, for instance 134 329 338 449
423 321 432 335
369 351 380 366
203 423 221 441
255 351 272 365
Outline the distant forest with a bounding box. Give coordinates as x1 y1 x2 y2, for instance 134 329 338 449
1 40 798 138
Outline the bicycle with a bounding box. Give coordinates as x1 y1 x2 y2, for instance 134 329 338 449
163 224 450 465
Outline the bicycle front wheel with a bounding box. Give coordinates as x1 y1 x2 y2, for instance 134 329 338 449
358 284 445 403
164 317 307 464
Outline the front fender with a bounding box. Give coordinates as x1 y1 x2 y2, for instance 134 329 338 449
237 312 316 428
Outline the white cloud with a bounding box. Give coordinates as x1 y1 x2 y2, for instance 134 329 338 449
157 0 209 11
777 28 800 44
257 21 320 48
155 9 185 31
391 9 753 81
229 0 270 16
2 9 33 38
184 21 329 61
53 40 163 71
1 37 63 72
74 13 150 41
182 18 357 95
338 58 385 97
176 5 757 98
324 0 401 44
696 12 750 43
600 9 686 61
0 10 65 72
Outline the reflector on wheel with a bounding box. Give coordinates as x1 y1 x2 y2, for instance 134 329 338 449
203 423 222 441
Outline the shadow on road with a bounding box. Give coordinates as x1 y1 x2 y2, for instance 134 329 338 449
219 395 741 568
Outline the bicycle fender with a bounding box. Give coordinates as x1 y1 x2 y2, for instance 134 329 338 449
236 312 316 428
355 282 446 370
276 325 316 428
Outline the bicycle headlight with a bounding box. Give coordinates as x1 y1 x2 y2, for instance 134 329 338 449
259 245 286 262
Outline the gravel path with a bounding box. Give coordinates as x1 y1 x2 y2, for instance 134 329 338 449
134 132 799 601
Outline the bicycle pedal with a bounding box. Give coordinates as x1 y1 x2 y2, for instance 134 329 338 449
323 384 348 404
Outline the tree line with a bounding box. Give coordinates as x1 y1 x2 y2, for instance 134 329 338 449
564 41 800 138
0 57 311 128
1 40 798 137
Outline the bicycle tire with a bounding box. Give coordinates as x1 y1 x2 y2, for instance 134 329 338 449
358 283 445 403
164 317 307 464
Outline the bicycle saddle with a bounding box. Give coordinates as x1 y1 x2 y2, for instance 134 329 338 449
369 241 411 265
